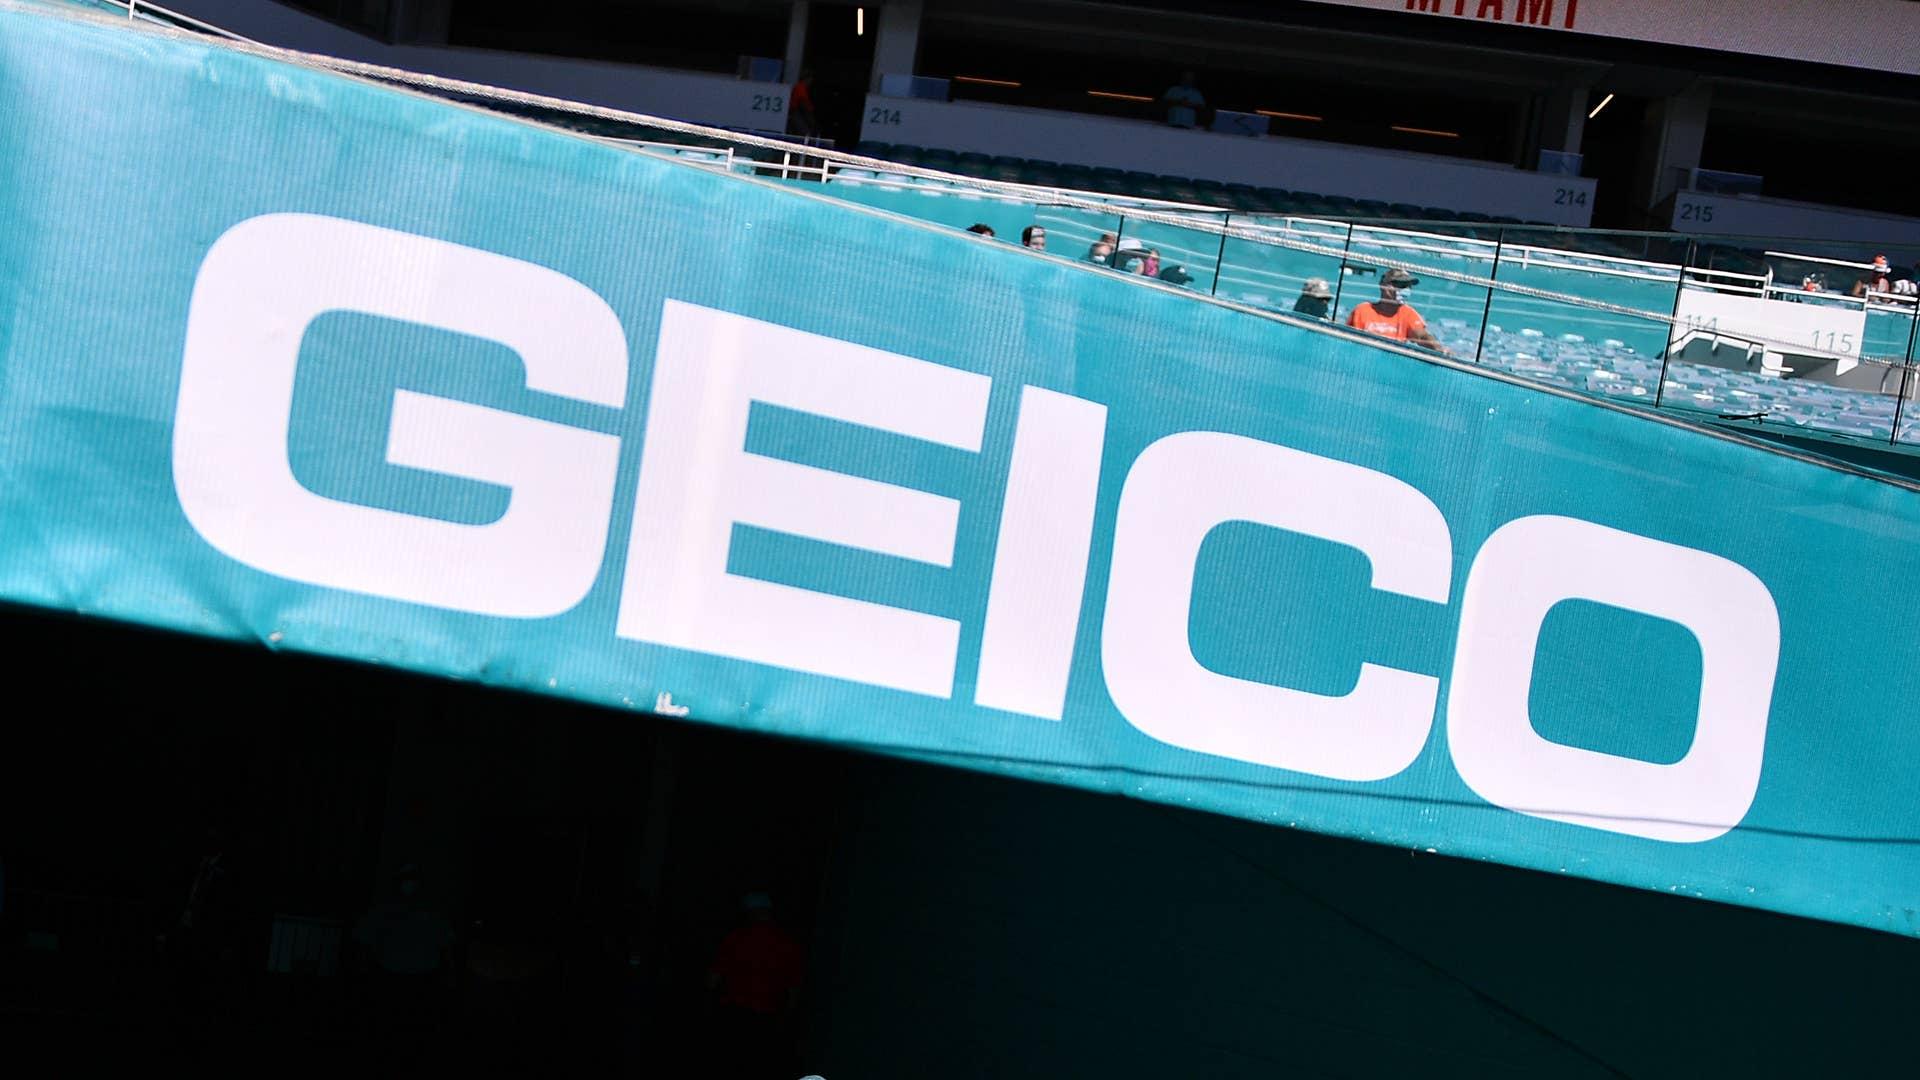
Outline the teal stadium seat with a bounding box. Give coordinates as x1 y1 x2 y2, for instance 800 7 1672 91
829 145 1497 225
953 151 994 178
1055 164 1096 190
1128 177 1170 200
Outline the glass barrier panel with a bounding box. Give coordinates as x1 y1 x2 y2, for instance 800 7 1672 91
815 174 1051 242
1896 308 1920 448
1661 235 1920 444
789 152 1920 453
1897 373 1920 447
1481 229 1685 405
1111 210 1229 294
1214 215 1352 324
1032 201 1127 264
1336 223 1493 359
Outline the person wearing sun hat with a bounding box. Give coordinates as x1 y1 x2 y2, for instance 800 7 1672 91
1292 277 1335 319
1852 254 1893 298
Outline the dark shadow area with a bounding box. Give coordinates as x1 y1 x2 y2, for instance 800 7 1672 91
0 603 846 1077
5 601 1920 1077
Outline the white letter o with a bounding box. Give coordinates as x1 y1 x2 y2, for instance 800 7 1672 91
1447 515 1779 843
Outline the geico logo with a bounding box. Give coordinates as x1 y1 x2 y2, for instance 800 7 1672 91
174 214 1781 843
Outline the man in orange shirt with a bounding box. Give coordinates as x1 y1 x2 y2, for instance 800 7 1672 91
1346 268 1451 355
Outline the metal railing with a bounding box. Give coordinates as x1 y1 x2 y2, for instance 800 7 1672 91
73 0 1920 456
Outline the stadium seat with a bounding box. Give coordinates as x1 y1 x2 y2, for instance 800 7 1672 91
1128 177 1170 200
1055 164 1096 190
953 151 994 178
811 143 1496 225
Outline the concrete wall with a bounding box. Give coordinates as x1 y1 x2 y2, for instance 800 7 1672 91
1672 191 1920 246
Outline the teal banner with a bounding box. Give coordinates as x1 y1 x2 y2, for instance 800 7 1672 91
6 3 1920 935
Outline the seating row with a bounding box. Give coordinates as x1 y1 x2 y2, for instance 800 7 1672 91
855 141 1535 226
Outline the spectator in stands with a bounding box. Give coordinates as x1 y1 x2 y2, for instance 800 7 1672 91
1161 71 1206 129
1293 278 1335 320
1158 264 1196 288
1851 255 1893 298
1021 225 1047 251
1347 269 1451 355
787 70 817 139
1112 238 1150 274
1142 248 1162 278
1087 239 1113 265
967 223 996 238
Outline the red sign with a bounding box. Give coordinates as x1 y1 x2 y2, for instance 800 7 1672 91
1401 0 1580 30
1304 0 1920 77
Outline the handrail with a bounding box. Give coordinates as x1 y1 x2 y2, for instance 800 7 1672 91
1504 254 1683 285
825 162 1239 218
1501 243 1684 279
1756 283 1919 312
1764 250 1886 272
599 138 736 171
1684 266 1770 285
68 0 1920 453
1341 235 1497 264
122 0 256 42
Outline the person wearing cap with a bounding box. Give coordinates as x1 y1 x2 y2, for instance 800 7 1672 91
1853 255 1894 298
1293 277 1335 320
1111 237 1151 274
1346 268 1451 355
1158 263 1196 287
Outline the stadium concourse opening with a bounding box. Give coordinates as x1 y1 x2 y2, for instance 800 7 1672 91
3 600 1918 1077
